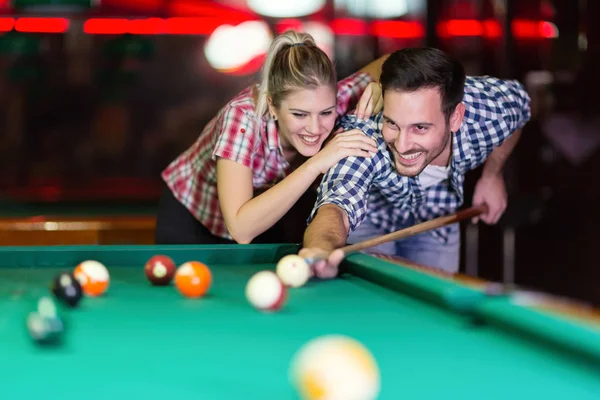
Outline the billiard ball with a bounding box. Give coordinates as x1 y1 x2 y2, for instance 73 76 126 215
245 270 287 311
27 296 65 345
289 335 380 400
174 261 212 298
51 272 83 307
74 260 110 297
144 255 176 286
27 312 63 345
276 255 311 288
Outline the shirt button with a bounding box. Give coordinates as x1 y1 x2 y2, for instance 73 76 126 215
241 128 246 133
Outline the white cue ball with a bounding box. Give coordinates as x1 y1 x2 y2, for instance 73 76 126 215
245 270 287 311
276 255 311 288
289 335 381 400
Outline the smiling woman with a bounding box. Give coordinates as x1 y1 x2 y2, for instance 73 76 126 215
156 30 386 246
273 86 337 155
258 41 337 158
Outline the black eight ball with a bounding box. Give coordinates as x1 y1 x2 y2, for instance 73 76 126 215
51 272 83 307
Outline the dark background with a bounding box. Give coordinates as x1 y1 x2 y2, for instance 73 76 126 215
1 0 599 305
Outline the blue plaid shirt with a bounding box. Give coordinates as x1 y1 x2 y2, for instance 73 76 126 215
309 76 531 243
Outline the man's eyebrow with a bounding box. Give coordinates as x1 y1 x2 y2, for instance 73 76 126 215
382 115 435 127
382 114 396 124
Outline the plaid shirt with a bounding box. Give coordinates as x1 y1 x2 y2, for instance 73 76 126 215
310 76 531 243
162 71 374 240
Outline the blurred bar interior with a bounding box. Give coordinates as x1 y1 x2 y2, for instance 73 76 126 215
0 0 598 306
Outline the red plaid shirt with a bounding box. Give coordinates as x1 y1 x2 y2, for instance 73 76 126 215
162 71 374 240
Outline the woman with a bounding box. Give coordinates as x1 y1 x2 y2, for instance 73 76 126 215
156 30 385 245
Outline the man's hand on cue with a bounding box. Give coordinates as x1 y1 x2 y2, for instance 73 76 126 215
298 248 345 279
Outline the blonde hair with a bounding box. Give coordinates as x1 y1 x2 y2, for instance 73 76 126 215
255 30 336 120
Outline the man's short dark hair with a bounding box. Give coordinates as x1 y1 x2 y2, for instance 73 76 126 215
380 47 466 121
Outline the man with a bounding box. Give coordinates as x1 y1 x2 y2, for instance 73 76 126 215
300 47 531 277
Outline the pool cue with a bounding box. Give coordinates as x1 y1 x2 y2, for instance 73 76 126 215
305 204 488 264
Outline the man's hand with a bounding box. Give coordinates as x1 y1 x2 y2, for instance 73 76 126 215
472 172 507 224
298 248 345 279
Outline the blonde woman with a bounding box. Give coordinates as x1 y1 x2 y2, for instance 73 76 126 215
157 30 387 244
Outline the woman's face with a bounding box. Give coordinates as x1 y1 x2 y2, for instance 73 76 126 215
270 85 337 157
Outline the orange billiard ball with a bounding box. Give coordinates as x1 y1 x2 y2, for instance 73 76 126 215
74 260 110 297
174 261 212 298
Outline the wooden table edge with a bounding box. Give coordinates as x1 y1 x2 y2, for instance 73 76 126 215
0 216 157 231
371 253 600 328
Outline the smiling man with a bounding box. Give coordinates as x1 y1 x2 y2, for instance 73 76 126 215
300 47 531 276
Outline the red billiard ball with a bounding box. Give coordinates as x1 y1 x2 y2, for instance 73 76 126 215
144 255 176 286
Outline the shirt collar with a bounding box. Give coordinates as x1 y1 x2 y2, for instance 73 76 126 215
264 115 280 151
452 125 473 163
264 114 291 170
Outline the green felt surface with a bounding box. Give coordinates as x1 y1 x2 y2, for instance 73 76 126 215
0 245 599 399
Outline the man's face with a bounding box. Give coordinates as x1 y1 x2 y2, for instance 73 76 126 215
381 87 464 177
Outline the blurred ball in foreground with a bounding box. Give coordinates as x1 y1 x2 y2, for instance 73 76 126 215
289 335 380 400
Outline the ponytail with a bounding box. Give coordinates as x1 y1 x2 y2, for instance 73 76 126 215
255 30 336 122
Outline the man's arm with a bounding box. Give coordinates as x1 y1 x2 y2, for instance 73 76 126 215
472 81 529 224
300 116 385 278
481 129 522 177
472 128 523 224
303 204 350 252
300 205 349 279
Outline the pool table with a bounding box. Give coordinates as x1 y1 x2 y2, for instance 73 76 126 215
1 244 599 399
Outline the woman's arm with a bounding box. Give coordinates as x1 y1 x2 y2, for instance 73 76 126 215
345 54 390 119
217 158 321 244
358 53 390 81
217 130 377 244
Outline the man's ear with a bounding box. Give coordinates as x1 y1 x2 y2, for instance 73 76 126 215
449 103 465 132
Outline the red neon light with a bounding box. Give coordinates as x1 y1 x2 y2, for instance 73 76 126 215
15 18 69 33
0 16 557 40
438 19 483 37
512 20 539 38
539 21 558 38
437 19 556 39
84 18 129 34
332 19 423 39
330 18 369 36
0 17 14 32
128 18 165 34
165 17 227 35
483 20 502 38
513 20 557 39
84 17 250 35
371 21 424 39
